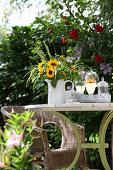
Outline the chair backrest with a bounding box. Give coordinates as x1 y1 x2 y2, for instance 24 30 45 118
31 110 85 149
1 106 25 121
1 106 85 150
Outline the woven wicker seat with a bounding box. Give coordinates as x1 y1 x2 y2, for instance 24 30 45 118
1 106 86 170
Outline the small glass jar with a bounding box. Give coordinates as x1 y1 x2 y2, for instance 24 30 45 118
98 77 109 94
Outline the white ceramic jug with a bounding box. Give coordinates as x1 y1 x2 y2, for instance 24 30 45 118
45 79 74 104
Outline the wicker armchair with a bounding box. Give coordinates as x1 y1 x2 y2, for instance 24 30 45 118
1 106 86 170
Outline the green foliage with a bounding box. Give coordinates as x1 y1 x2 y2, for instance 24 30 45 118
0 0 113 169
0 26 48 109
0 110 42 169
44 124 62 149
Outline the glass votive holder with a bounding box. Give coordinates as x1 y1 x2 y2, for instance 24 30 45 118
65 91 73 103
75 80 86 94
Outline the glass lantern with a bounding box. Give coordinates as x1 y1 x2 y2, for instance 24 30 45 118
98 77 109 94
85 71 99 95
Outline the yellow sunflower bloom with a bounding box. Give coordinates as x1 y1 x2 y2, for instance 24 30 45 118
38 67 43 76
87 79 95 83
46 67 55 78
47 60 59 68
70 65 76 72
38 61 44 68
39 67 43 71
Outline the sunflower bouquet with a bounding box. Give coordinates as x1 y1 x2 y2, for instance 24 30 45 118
28 43 84 88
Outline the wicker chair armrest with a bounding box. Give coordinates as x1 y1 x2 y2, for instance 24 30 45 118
41 129 53 169
74 123 85 143
41 129 50 153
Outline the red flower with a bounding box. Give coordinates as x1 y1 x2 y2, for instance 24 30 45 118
65 21 69 25
48 27 52 34
62 37 67 44
63 16 66 19
95 25 104 32
70 29 79 39
62 16 69 25
94 55 103 63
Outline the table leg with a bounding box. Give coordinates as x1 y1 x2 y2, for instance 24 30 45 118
99 110 113 170
111 120 113 170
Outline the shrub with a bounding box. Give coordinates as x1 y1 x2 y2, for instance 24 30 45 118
0 110 42 170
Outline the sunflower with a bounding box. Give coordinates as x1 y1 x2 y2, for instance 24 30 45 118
46 67 55 78
70 65 76 72
47 60 59 68
87 79 95 83
38 61 44 68
38 67 43 76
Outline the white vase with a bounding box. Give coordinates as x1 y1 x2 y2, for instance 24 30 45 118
45 79 73 104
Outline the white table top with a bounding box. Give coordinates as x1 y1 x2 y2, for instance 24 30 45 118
25 103 113 111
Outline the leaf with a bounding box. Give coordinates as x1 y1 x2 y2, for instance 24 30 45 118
51 79 58 88
21 147 28 153
44 41 52 58
0 141 6 146
58 4 63 10
10 156 20 161
46 0 51 4
7 119 16 125
31 135 40 140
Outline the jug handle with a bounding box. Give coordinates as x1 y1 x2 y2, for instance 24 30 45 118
65 80 74 91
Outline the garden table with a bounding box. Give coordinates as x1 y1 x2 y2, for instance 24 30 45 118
25 102 113 170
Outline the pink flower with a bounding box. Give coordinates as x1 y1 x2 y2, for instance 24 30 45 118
20 119 23 123
70 29 79 39
28 119 33 123
0 158 5 167
6 132 23 147
95 25 104 32
62 37 67 44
